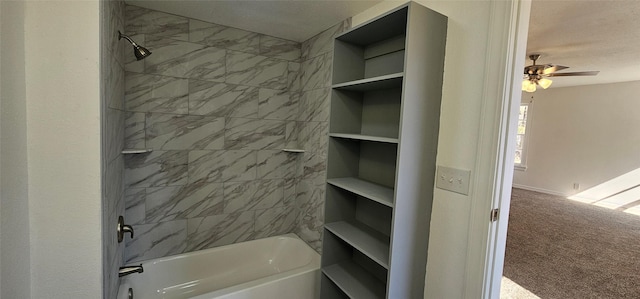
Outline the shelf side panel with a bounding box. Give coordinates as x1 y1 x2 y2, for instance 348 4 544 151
388 3 448 298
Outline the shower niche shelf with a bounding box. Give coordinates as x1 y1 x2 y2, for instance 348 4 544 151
320 3 447 298
281 148 305 153
121 149 153 154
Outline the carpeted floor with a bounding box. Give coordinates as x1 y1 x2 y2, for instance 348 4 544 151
501 188 640 299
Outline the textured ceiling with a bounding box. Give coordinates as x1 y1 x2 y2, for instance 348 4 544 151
527 0 640 88
126 0 383 42
126 1 639 88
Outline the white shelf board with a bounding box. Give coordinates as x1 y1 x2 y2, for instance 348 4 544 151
121 149 153 154
327 177 394 208
323 261 386 299
325 221 390 269
329 133 398 144
282 148 305 153
332 73 404 92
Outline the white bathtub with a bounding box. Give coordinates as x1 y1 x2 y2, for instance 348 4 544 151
117 234 320 299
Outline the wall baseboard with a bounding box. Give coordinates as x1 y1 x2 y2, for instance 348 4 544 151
512 184 571 197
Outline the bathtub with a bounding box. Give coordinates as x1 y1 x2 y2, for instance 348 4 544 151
117 234 320 299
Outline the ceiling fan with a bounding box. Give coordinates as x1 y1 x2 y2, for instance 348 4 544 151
522 54 599 92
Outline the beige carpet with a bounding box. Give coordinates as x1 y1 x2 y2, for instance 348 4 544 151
501 188 640 299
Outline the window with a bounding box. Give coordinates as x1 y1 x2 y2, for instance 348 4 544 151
515 102 531 170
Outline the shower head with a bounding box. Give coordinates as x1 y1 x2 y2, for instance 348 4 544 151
118 31 152 61
132 44 152 61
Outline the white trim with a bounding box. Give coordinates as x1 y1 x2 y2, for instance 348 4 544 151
483 2 532 299
511 184 570 197
461 0 531 298
514 165 527 171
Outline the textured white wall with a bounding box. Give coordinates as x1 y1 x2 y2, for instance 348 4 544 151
1 1 32 297
513 81 640 196
353 1 513 298
0 1 103 297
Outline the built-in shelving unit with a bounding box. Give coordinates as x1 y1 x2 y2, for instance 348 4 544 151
320 3 448 298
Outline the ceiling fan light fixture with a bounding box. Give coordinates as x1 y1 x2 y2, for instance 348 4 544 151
538 77 552 89
522 53 598 93
522 79 537 92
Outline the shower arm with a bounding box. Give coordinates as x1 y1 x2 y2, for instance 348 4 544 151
118 30 152 61
118 31 139 47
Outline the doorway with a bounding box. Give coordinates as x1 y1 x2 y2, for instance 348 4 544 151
498 1 640 297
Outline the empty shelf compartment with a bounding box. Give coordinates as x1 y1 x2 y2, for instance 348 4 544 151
332 73 403 92
323 260 386 299
327 177 394 208
325 221 390 268
329 133 398 144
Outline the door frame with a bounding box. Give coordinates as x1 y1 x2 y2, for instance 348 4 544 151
462 1 532 298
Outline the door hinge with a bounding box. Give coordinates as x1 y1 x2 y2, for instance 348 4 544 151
490 208 499 222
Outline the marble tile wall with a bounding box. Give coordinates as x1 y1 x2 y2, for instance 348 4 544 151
101 0 126 298
295 21 351 252
123 5 304 263
121 4 351 262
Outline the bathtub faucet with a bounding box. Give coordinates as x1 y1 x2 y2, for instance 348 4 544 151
119 264 143 277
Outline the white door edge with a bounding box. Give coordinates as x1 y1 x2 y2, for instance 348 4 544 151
461 1 532 298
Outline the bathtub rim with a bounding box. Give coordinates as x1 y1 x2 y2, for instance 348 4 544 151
119 233 321 299
189 257 320 299
133 233 312 265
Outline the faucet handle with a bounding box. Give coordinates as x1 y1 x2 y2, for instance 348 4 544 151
117 216 134 243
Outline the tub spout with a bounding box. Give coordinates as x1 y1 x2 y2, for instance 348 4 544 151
119 265 143 277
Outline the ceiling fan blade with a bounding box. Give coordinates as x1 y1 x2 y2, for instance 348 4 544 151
542 64 569 74
545 71 599 77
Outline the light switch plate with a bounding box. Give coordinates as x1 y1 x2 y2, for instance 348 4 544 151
436 166 471 195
